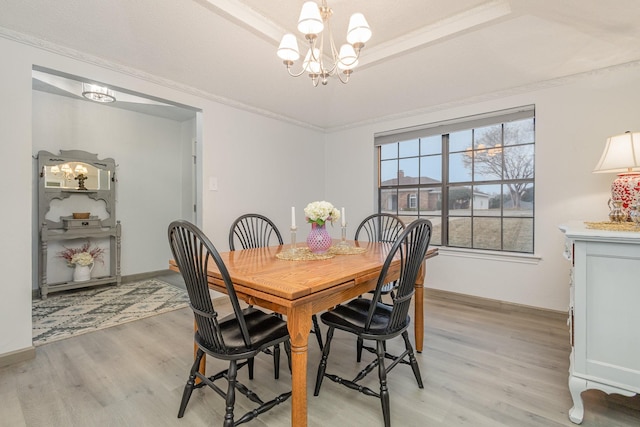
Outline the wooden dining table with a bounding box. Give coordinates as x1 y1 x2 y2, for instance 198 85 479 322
170 240 437 427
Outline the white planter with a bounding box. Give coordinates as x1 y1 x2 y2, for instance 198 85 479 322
73 264 94 282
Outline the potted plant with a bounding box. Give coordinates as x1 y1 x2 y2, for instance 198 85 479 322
58 242 105 282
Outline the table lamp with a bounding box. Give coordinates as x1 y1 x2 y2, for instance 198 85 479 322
593 131 640 220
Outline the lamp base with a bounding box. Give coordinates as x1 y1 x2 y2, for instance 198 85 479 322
611 172 640 220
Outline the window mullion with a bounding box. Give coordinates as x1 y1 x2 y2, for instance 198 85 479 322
442 134 449 247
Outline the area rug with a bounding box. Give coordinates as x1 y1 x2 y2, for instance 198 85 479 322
32 279 189 346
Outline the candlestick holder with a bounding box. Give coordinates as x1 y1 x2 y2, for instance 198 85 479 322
336 223 350 248
287 226 299 254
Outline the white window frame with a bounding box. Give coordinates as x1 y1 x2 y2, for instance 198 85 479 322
374 105 535 254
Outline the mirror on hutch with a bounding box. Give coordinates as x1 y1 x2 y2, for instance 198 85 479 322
37 150 121 298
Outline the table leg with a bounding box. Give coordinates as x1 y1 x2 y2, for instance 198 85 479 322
287 304 313 427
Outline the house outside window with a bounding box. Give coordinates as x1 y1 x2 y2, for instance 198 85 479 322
375 106 535 253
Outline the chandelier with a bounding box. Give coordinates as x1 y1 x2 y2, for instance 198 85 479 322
82 83 116 103
277 0 371 86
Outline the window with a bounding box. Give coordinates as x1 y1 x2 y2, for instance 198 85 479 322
376 106 535 253
408 194 417 209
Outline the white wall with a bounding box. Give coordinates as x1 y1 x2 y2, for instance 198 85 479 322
31 90 193 287
325 62 640 312
0 36 324 359
199 103 325 246
0 37 33 356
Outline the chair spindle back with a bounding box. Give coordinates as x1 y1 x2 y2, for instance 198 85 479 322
168 220 251 352
229 214 283 251
366 219 432 333
355 213 405 243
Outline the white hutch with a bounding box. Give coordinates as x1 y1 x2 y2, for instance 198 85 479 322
559 222 640 424
37 150 121 299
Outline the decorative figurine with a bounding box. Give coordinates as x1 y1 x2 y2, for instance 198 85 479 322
75 173 88 190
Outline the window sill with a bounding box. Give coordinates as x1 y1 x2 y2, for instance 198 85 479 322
434 246 542 264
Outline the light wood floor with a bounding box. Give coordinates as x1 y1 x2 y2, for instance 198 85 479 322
2 289 639 426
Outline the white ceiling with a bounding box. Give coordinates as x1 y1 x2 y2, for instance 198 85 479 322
3 0 640 130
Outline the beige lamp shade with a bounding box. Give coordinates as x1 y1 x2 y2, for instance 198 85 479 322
298 1 323 35
593 131 640 173
303 48 321 74
337 44 358 70
347 13 372 46
277 33 300 62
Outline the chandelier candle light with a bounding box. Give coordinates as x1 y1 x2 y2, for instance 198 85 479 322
277 0 372 86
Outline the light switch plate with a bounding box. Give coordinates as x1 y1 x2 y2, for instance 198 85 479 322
209 176 218 191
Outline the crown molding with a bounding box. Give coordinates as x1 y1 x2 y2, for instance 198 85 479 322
0 26 323 132
325 60 640 133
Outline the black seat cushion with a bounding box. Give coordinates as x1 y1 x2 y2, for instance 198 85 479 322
197 307 289 357
320 298 410 338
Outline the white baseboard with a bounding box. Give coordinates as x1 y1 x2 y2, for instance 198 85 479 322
425 288 567 321
0 346 36 368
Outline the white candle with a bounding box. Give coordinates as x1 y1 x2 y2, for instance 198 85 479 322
291 206 296 228
341 207 346 226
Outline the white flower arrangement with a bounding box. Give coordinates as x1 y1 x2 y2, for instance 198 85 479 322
304 200 340 226
70 252 95 266
58 242 104 267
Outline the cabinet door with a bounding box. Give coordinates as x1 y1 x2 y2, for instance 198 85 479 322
575 241 640 392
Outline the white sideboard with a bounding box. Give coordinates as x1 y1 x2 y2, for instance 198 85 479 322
559 222 640 424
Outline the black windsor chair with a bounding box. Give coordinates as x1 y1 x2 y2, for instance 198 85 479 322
313 219 433 427
168 220 291 427
353 213 405 361
229 213 324 351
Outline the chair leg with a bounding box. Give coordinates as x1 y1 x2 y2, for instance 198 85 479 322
356 336 364 362
273 343 281 380
223 360 238 427
314 327 334 396
312 314 323 350
376 340 391 427
402 331 424 388
284 340 292 372
248 357 254 380
177 349 205 418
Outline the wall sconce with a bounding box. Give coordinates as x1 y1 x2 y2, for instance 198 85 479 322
593 131 640 220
